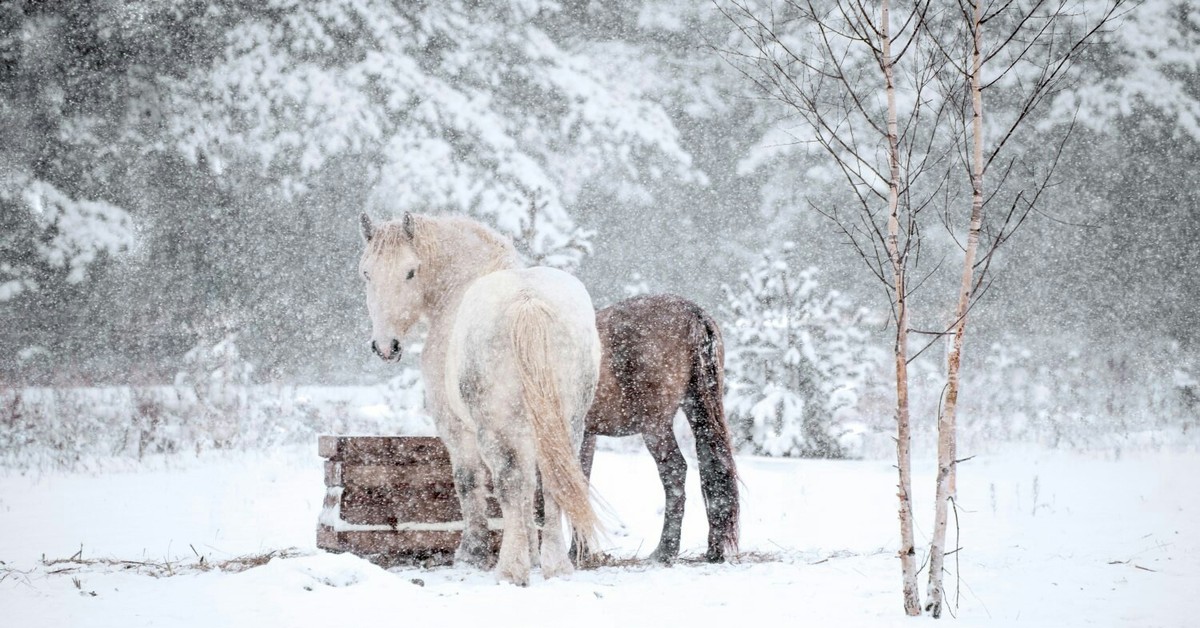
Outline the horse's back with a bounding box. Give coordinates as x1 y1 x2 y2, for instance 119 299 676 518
589 294 713 436
460 268 593 324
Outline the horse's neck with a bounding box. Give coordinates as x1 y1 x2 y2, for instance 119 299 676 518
423 250 517 348
425 260 509 320
419 220 518 354
420 257 512 411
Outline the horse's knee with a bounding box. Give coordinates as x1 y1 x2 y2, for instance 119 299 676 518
454 466 478 494
647 435 688 480
490 446 527 504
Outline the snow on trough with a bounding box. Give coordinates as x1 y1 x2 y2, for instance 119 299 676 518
1 443 1196 627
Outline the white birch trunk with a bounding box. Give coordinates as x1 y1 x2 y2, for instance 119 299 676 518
882 0 922 616
926 0 984 618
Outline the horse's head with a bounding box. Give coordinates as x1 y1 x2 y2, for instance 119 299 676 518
358 212 425 362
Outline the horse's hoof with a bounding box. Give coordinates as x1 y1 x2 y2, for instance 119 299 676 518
649 547 678 564
704 548 726 563
454 544 492 570
541 554 574 579
542 564 574 579
569 547 593 568
496 567 530 587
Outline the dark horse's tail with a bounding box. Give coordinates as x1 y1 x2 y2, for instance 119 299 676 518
682 302 740 562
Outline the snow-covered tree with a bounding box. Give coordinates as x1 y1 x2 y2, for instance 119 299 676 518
2 1 709 381
0 178 133 302
0 4 149 303
722 244 878 458
0 0 212 371
164 0 699 270
1049 1 1200 141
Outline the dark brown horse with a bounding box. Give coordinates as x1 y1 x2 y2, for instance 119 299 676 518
583 294 740 563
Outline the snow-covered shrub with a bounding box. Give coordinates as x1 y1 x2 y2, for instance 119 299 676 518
721 244 880 458
957 340 1044 442
378 366 435 436
0 382 422 471
622 272 652 299
1175 366 1199 430
941 337 1200 454
174 333 255 449
0 387 139 470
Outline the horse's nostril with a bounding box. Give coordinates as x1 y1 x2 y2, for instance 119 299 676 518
371 340 381 357
390 339 400 354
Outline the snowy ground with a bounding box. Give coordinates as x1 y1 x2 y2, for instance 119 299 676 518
1 441 1196 627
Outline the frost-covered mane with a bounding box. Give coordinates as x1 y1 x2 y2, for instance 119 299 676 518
367 214 519 277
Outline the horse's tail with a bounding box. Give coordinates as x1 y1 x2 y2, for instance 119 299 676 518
683 303 740 562
509 295 601 554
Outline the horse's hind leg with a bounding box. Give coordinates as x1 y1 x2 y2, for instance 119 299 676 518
540 488 574 578
568 432 598 564
643 423 687 563
579 431 598 480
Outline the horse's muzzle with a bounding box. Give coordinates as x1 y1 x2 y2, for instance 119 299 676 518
371 338 402 362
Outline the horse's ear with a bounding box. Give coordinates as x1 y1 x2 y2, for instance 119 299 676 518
402 212 415 241
360 213 374 242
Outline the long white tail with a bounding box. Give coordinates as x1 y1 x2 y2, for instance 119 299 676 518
508 294 601 553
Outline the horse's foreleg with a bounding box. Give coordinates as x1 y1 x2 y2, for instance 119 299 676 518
451 461 494 569
481 435 536 586
436 395 494 569
644 427 687 563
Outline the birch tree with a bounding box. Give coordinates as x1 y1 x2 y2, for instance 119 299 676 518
922 0 1129 617
718 0 949 614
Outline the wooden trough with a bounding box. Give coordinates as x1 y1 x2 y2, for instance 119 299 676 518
316 435 502 566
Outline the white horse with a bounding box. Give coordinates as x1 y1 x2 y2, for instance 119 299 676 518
358 212 602 586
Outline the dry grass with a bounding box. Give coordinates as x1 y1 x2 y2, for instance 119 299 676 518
2 545 868 584
25 545 309 579
577 548 821 570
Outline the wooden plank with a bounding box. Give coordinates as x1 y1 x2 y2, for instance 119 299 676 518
324 460 343 487
341 529 462 555
317 436 451 465
338 485 503 525
316 524 344 552
340 484 462 525
319 526 503 557
317 435 341 459
316 436 513 564
339 462 451 488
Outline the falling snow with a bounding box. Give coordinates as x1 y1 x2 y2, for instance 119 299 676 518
1 1 1197 625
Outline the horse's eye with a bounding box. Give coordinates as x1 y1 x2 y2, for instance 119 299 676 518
406 269 416 280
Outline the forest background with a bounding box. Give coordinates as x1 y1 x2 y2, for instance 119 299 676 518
2 0 1198 465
